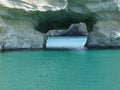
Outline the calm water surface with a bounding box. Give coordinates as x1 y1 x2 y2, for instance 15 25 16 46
0 37 120 90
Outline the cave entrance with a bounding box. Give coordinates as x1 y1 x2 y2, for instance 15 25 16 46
36 15 95 49
46 36 87 50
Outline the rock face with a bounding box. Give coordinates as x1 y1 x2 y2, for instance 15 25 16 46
0 0 120 49
68 0 120 48
63 22 88 36
0 0 67 12
68 0 119 22
47 22 88 36
0 0 68 50
85 20 120 48
0 17 45 51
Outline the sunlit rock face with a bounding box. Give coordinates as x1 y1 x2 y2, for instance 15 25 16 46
0 0 120 49
0 0 68 33
68 0 120 48
0 0 68 50
84 0 120 48
1 0 118 29
0 0 119 29
0 0 67 11
85 20 120 48
0 16 45 51
68 0 119 20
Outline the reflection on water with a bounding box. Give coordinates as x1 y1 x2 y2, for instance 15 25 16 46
46 36 87 49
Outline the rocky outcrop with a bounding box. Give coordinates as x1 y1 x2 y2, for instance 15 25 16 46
0 0 120 49
68 0 119 20
0 16 45 51
0 0 119 30
0 0 67 12
63 22 88 36
47 22 88 36
0 0 68 32
67 0 120 48
0 0 68 50
85 20 120 48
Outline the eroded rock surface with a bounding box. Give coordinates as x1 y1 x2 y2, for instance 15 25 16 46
64 22 88 36
0 0 120 49
85 20 120 48
0 16 45 51
47 22 88 36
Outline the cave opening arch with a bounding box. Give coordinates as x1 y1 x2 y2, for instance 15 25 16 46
35 14 96 49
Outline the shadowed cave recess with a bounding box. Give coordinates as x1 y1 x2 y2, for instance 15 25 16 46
35 12 95 33
34 9 96 49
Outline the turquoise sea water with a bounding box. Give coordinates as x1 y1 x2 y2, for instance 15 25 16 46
0 37 120 90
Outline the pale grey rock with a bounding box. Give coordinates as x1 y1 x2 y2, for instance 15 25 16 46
0 0 119 25
63 22 88 36
68 0 119 20
0 0 67 12
0 0 68 23
85 20 120 48
0 0 120 49
0 17 45 50
47 22 88 36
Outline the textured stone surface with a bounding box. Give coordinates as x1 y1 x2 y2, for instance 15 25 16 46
67 0 120 48
63 22 88 36
0 0 67 11
0 0 68 22
0 16 44 51
85 20 120 48
0 0 120 49
0 0 119 26
0 0 68 33
47 22 88 36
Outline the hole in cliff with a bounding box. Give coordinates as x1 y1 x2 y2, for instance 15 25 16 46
36 15 95 33
36 15 95 49
35 13 80 33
